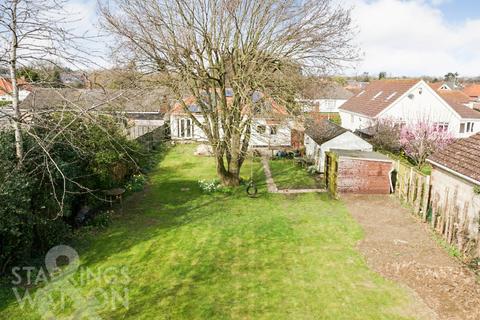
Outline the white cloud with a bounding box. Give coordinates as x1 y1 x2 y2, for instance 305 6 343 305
343 0 480 77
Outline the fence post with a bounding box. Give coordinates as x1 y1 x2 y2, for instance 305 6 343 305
421 175 431 221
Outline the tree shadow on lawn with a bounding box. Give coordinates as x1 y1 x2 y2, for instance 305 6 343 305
76 178 267 268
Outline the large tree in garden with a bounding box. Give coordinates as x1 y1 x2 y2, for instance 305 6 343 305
100 0 357 186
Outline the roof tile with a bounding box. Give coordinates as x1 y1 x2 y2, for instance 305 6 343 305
428 133 480 183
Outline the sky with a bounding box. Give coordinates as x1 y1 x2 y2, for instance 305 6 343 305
342 0 480 77
70 0 480 77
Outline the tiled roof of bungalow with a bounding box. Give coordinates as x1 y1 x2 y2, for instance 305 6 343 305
339 79 480 119
463 84 480 98
339 79 419 117
428 132 480 184
170 90 289 117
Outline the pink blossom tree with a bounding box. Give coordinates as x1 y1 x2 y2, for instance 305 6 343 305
400 121 454 167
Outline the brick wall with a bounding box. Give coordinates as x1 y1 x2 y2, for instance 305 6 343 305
337 158 393 194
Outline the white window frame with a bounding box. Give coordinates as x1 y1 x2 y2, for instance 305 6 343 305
177 118 193 138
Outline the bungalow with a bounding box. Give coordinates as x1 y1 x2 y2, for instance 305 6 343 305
298 82 353 113
427 133 480 257
18 88 170 139
0 77 30 103
304 120 372 172
463 84 480 107
169 93 293 149
339 79 480 138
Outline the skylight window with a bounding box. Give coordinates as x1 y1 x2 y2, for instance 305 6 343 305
371 91 383 100
386 92 397 100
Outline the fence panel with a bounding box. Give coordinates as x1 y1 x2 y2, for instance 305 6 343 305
394 161 431 221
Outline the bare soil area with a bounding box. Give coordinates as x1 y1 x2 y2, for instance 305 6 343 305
343 194 480 320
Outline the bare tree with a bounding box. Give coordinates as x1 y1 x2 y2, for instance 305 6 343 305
0 0 94 163
100 0 357 186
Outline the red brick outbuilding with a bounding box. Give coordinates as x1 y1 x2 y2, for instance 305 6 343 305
332 149 394 194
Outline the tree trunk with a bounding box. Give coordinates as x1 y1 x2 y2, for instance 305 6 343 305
9 0 24 163
215 155 241 187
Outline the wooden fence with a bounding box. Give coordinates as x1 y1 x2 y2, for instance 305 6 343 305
325 152 338 199
393 160 480 258
136 125 167 151
394 161 431 221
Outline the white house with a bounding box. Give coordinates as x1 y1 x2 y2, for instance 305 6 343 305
0 77 30 103
299 83 353 113
169 94 292 149
339 79 480 138
304 120 372 172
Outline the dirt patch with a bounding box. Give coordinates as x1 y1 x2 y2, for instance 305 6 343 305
343 194 480 320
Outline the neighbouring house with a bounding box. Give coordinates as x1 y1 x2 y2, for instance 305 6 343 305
339 79 480 138
463 84 480 109
0 77 31 103
304 119 372 172
298 82 354 113
326 149 394 194
427 133 480 257
429 80 461 91
169 92 293 149
18 88 170 139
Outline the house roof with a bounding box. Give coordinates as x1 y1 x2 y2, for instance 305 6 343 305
428 132 480 184
19 88 170 113
0 77 30 95
170 91 288 117
434 90 480 119
305 119 348 145
339 79 419 117
339 79 480 120
302 82 354 100
463 84 480 98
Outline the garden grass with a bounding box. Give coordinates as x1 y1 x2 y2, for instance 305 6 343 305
269 159 322 189
0 144 420 319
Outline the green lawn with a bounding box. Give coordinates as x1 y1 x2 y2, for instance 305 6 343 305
0 144 419 319
269 159 323 189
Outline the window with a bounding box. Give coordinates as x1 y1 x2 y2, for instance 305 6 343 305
256 125 266 134
460 122 476 134
326 100 335 112
270 125 277 135
177 118 193 138
434 122 449 132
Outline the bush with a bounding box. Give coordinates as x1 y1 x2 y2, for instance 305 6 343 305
88 211 113 229
125 174 147 192
33 218 72 253
0 112 156 275
0 171 34 274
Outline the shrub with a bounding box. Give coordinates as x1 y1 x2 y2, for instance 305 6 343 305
306 165 318 175
368 119 402 152
125 174 147 192
88 211 113 229
0 112 156 275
